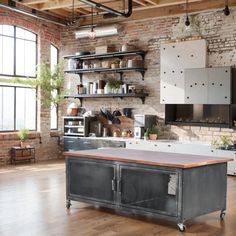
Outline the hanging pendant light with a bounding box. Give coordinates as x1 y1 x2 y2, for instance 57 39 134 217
89 7 96 39
223 0 230 16
185 0 190 26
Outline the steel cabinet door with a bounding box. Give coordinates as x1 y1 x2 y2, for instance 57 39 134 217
68 159 116 203
119 165 179 216
208 67 231 104
185 68 208 104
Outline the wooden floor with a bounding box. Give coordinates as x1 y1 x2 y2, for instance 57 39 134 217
0 160 236 236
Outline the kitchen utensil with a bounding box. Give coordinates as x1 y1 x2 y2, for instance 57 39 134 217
103 127 109 137
112 117 121 124
105 110 114 121
113 109 122 116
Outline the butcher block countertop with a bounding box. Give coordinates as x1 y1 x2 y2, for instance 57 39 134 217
63 148 233 169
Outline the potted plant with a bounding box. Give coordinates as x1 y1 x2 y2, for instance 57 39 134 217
107 79 122 94
146 126 159 140
219 136 231 150
17 129 29 148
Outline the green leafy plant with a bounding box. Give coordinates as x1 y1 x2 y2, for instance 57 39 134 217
211 138 219 149
146 126 159 135
220 136 231 149
14 60 65 109
17 129 29 142
107 79 122 90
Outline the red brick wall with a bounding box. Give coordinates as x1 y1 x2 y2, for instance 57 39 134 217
0 8 63 164
60 8 236 143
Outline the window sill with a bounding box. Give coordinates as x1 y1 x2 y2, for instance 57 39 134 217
0 131 40 141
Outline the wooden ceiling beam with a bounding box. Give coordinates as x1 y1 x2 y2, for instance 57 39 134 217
79 0 236 25
133 0 147 7
18 0 48 4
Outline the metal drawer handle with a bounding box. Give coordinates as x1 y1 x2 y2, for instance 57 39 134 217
117 179 122 194
83 141 91 145
111 179 116 192
67 141 74 143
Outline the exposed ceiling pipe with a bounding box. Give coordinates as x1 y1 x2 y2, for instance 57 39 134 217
0 3 68 26
79 0 132 18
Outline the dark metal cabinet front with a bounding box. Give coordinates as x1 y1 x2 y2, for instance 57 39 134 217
67 158 116 204
119 165 179 217
64 137 97 151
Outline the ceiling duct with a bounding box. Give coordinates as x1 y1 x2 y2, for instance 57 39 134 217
80 0 132 18
75 24 119 39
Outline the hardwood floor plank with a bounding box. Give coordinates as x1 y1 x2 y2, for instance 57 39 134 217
0 160 235 236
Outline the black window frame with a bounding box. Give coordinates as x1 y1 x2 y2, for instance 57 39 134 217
0 84 37 132
0 24 38 132
0 25 38 78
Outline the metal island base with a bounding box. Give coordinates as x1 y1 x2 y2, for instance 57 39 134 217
64 148 232 232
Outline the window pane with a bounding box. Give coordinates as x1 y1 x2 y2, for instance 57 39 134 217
0 87 14 131
25 41 36 77
0 36 2 74
24 29 36 41
50 45 58 71
15 27 25 39
15 39 25 76
16 27 36 41
16 88 36 130
25 88 36 130
51 105 57 129
2 36 14 75
16 39 36 77
2 25 14 36
50 44 58 129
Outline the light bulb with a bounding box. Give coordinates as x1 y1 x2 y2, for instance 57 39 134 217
185 15 190 26
89 29 96 39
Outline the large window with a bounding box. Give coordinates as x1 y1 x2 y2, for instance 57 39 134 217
50 44 59 130
0 25 37 77
0 25 37 132
0 86 36 131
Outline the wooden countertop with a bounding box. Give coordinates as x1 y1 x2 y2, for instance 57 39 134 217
63 148 233 169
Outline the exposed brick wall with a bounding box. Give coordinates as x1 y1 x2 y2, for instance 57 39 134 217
0 8 63 165
60 7 236 143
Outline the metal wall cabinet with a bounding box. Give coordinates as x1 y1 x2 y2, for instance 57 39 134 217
184 67 231 104
208 67 231 104
66 156 227 232
185 68 208 104
160 39 207 104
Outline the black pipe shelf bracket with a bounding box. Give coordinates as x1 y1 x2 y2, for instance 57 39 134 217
64 93 148 106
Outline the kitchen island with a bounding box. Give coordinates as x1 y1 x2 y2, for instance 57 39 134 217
64 148 232 232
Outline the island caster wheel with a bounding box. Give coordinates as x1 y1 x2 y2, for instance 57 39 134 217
177 223 186 232
220 211 226 220
66 200 71 209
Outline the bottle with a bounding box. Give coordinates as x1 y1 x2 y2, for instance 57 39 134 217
77 83 84 94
